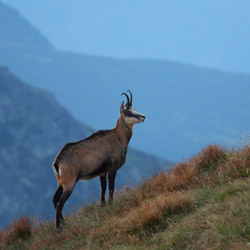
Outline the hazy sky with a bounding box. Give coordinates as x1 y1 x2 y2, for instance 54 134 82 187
2 0 250 73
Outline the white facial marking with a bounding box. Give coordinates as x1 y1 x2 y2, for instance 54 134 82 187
123 107 146 125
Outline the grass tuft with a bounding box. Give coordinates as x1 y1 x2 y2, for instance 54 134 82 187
0 216 32 246
219 146 250 180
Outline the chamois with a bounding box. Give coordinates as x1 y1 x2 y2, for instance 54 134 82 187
52 90 146 230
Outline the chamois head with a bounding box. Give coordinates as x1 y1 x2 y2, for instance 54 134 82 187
120 90 146 124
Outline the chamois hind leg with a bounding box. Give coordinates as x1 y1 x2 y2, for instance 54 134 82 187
55 174 76 230
52 185 64 221
108 170 117 204
55 187 74 231
99 173 107 206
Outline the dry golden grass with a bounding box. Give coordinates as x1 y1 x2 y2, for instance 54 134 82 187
156 179 250 250
189 144 226 170
29 217 88 250
85 145 227 248
1 143 250 250
88 191 194 248
0 216 31 246
138 145 226 199
218 146 250 180
118 192 193 230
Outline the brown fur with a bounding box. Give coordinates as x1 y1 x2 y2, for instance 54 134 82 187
52 94 145 230
53 114 133 189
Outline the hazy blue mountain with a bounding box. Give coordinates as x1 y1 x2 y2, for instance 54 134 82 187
0 1 52 51
0 1 250 161
0 67 171 227
1 0 250 73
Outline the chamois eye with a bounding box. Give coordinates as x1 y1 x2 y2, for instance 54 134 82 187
124 110 131 116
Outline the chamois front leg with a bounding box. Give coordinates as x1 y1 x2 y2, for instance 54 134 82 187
99 173 107 206
108 170 117 204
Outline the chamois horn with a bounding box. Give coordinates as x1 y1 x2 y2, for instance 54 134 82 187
121 92 130 107
126 90 133 106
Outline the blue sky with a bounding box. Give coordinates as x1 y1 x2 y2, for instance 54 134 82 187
2 0 250 73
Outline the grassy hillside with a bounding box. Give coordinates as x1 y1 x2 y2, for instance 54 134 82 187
1 143 249 249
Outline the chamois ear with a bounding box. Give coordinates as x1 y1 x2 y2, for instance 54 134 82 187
120 101 124 113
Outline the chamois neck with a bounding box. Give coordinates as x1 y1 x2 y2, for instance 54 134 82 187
115 115 133 145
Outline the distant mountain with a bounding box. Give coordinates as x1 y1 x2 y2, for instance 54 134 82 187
0 67 171 227
2 0 250 73
0 1 52 51
0 1 250 161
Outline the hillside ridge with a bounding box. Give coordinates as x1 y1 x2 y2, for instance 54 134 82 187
1 143 249 249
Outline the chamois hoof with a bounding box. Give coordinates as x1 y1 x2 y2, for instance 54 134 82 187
54 227 61 233
99 202 106 207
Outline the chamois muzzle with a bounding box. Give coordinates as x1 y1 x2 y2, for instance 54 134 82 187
139 115 146 122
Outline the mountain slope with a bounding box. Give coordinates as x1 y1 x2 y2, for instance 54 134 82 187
1 144 249 249
2 0 250 73
1 1 250 161
0 1 52 51
0 67 171 227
